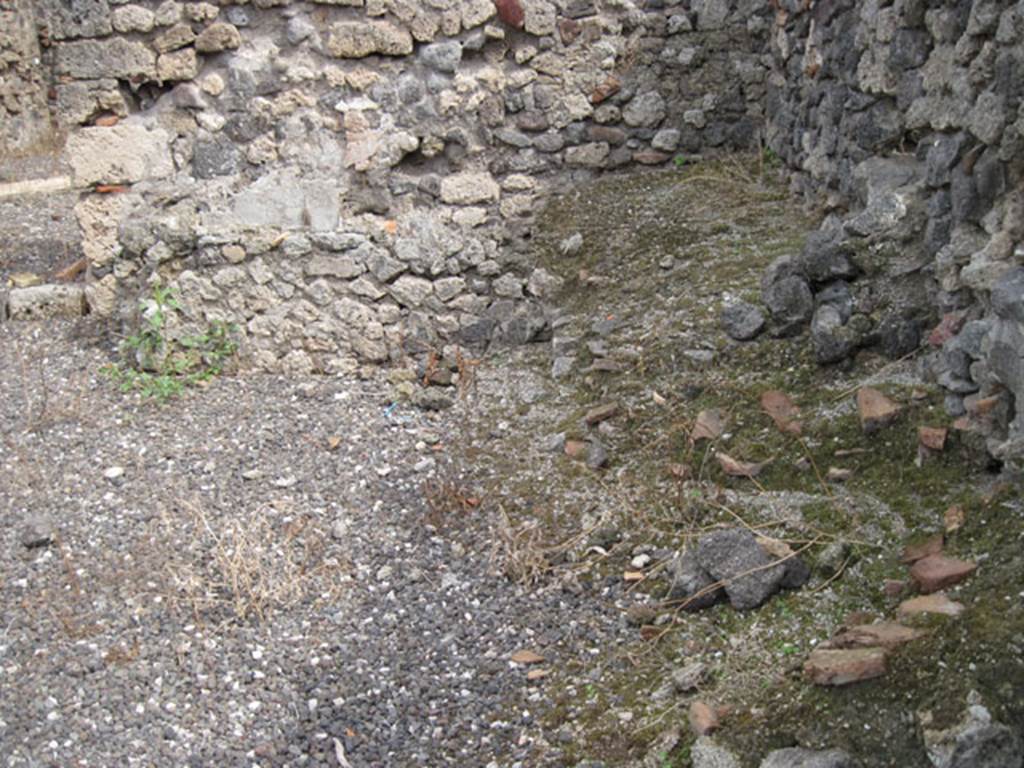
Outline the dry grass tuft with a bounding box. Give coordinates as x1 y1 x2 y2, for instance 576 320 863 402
421 464 481 528
151 497 349 624
489 504 553 585
488 504 599 585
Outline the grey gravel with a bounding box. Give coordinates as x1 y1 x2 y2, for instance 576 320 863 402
586 440 610 469
671 662 708 693
0 319 627 768
19 512 54 549
666 550 725 610
692 736 743 768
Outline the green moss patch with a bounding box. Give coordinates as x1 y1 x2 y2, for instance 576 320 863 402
459 158 1023 767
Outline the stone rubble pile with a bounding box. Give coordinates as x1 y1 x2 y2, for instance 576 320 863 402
761 0 1024 460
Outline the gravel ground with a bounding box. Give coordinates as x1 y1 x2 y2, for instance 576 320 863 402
5 164 1015 768
0 319 627 768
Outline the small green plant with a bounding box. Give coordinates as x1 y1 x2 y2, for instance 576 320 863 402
762 146 781 169
776 599 793 619
659 744 691 768
103 283 238 402
673 154 691 168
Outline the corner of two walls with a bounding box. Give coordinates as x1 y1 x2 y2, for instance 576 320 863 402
26 0 769 375
7 0 1024 457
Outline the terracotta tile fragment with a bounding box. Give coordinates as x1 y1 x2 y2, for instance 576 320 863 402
828 622 924 649
898 592 966 618
856 387 902 433
910 555 976 594
564 440 587 459
584 402 619 426
689 700 720 736
804 647 888 686
900 534 944 564
590 75 621 104
918 426 948 451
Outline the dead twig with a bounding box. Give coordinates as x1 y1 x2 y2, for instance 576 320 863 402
829 348 922 403
809 552 854 593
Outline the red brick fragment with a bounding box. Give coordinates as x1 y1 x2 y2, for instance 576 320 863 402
900 534 944 564
494 0 525 28
910 555 976 594
804 647 887 686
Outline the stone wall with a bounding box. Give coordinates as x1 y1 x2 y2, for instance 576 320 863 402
4 0 770 374
0 0 53 156
7 0 1024 458
761 0 1024 459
